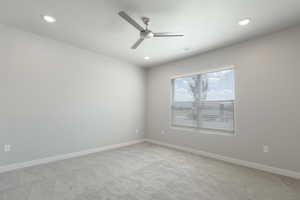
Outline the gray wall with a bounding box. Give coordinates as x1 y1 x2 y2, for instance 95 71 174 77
146 25 300 172
0 25 146 166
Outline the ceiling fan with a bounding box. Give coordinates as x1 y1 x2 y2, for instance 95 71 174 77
118 11 184 49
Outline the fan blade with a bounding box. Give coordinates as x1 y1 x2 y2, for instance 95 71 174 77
131 38 144 49
118 11 144 31
154 32 184 37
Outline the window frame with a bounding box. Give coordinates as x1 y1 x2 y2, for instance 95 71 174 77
169 66 236 136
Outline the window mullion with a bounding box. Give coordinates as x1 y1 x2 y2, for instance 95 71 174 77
196 74 201 129
171 79 175 126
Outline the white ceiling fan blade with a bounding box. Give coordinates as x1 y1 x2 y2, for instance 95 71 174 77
118 11 144 31
131 38 144 49
154 32 184 37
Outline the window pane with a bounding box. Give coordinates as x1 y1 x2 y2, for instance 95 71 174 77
202 70 235 101
198 101 234 132
172 76 198 127
172 107 197 127
173 76 197 102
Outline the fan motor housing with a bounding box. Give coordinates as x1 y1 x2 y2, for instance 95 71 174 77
141 30 154 39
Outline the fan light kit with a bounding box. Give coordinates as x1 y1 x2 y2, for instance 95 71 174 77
118 11 184 49
239 18 251 26
43 15 56 23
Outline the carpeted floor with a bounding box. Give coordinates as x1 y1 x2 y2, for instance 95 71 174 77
0 142 299 200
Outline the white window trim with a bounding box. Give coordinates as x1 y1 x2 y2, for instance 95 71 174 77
169 65 237 136
170 66 235 79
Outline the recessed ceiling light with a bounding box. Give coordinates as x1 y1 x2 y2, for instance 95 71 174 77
144 56 150 60
42 15 56 23
238 18 251 26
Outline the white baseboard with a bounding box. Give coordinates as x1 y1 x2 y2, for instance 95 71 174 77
145 139 300 180
0 139 145 174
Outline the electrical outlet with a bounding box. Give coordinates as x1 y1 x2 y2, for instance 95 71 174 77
4 144 11 152
263 145 269 153
161 130 165 135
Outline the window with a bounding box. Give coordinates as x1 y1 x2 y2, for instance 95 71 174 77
171 68 235 133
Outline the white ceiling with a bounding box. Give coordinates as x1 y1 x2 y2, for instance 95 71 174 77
1 0 300 67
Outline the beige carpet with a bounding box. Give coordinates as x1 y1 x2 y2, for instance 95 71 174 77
0 142 299 200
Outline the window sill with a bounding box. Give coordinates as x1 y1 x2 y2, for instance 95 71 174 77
169 126 235 136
